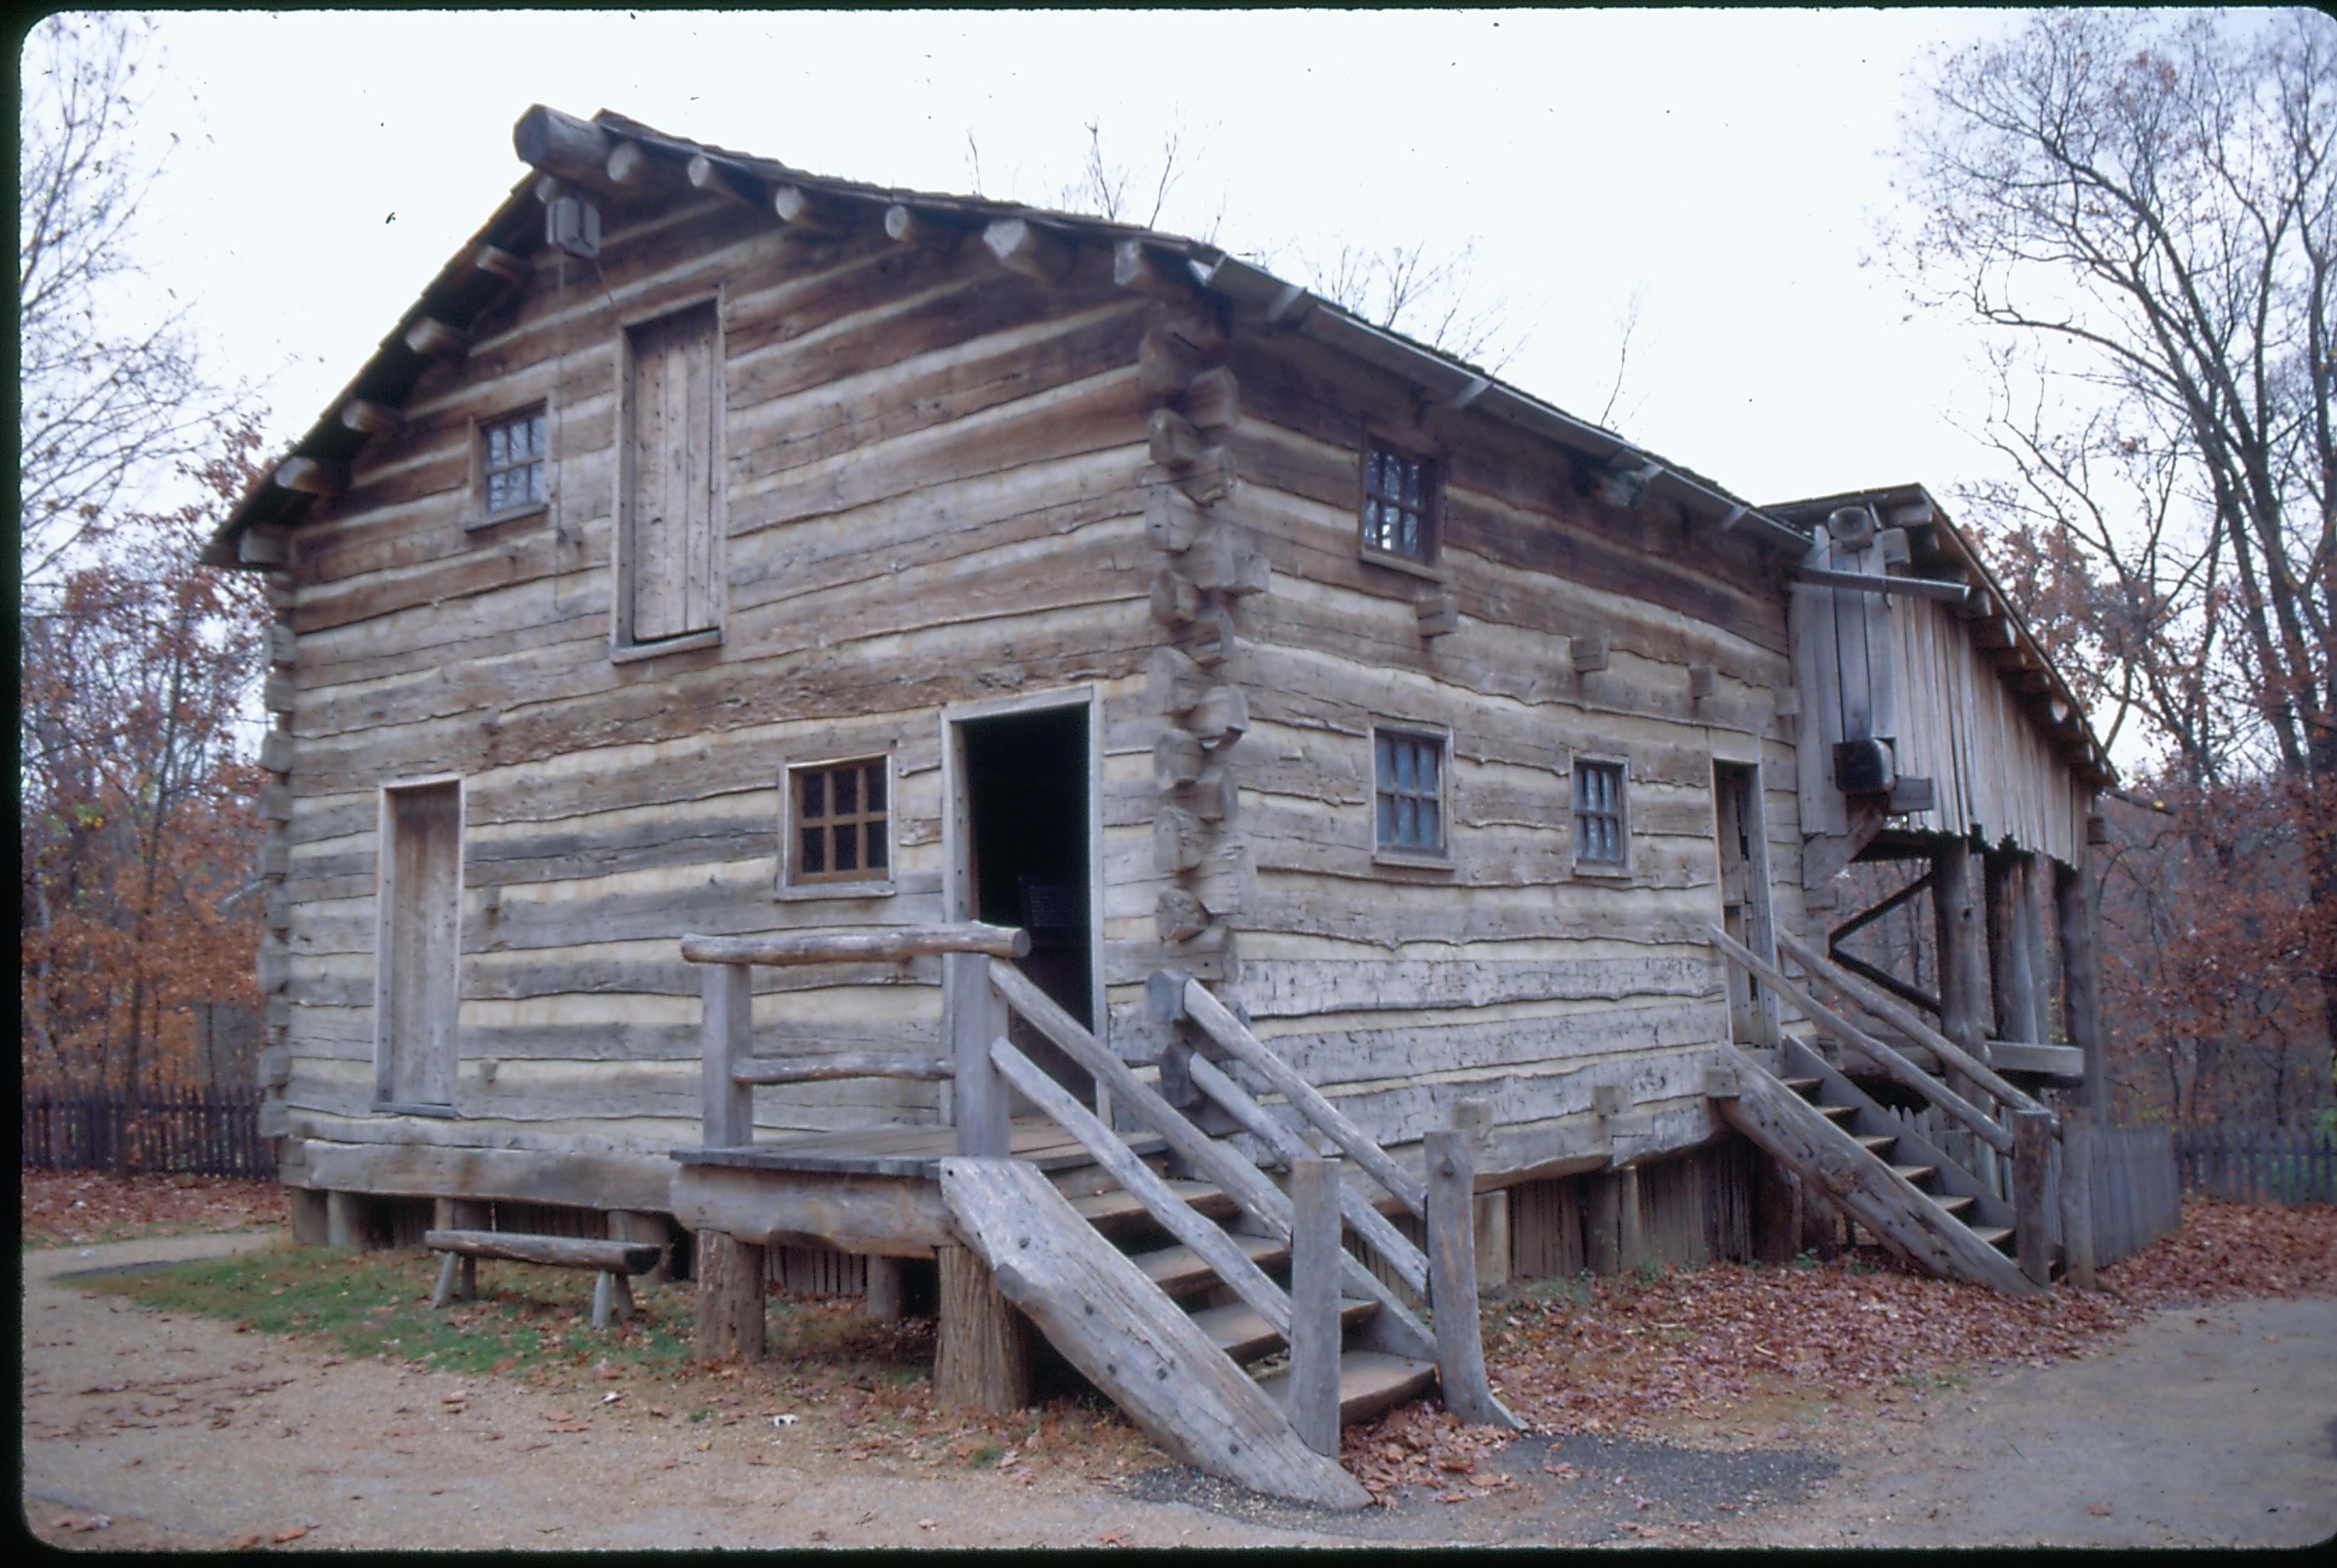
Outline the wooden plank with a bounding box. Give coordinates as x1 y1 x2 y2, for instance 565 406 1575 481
667 1162 950 1255
989 1035 1291 1339
681 923 1029 966
939 1157 1370 1510
2012 1107 2053 1286
1180 979 1427 1219
731 1052 952 1084
421 1228 661 1273
1423 1129 1519 1428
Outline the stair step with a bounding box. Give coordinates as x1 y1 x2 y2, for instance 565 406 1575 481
1071 1179 1239 1231
1256 1350 1438 1428
1188 1296 1379 1364
1817 1103 1857 1121
1891 1164 1939 1185
1968 1224 2015 1249
1854 1134 1896 1152
1130 1231 1288 1298
1936 1194 1975 1214
1780 1076 1822 1095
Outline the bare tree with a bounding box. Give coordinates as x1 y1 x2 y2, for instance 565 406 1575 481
1293 236 1523 372
19 12 228 586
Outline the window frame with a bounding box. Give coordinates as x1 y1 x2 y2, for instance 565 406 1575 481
1370 723 1454 868
468 402 551 530
778 752 898 900
1355 430 1446 577
611 290 727 662
1571 754 1632 878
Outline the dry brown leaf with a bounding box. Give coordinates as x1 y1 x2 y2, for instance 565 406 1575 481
271 1525 310 1543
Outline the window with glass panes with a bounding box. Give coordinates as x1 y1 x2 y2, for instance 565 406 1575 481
482 409 547 516
792 759 888 884
1360 442 1434 563
1374 730 1445 855
1574 760 1627 868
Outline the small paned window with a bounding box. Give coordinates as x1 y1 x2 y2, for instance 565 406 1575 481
1361 442 1435 563
1574 760 1627 869
483 409 547 517
793 759 889 885
1375 730 1446 856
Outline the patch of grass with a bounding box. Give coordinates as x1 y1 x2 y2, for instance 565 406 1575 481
80 1242 694 1380
965 1441 1004 1468
1524 1272 1597 1307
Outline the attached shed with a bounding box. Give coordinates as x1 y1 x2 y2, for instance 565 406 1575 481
209 106 2117 1501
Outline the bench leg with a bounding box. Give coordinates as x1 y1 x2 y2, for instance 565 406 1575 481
611 1271 635 1322
592 1270 614 1330
460 1254 477 1301
431 1252 461 1309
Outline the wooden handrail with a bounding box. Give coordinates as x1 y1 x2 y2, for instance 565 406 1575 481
731 1052 952 1085
1179 978 1429 1220
681 922 1028 967
1708 925 2013 1157
1773 929 2056 1130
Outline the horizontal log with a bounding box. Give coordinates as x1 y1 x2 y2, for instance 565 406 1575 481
1146 485 1207 553
731 1052 954 1085
682 923 1029 967
1790 565 1968 603
513 104 616 189
422 1228 662 1274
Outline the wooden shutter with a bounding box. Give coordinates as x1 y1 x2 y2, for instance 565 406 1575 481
625 302 720 641
380 782 461 1106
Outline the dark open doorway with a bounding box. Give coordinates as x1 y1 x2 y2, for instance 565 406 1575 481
957 701 1096 1104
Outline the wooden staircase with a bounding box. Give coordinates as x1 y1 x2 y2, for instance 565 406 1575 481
941 960 1517 1510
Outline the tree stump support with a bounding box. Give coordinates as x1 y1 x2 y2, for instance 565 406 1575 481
695 1229 767 1364
935 1242 1031 1413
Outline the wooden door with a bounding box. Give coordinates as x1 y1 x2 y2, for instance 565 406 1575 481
378 782 461 1107
624 301 720 642
1714 763 1780 1048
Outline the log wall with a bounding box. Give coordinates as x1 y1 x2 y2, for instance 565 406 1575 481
273 191 1166 1198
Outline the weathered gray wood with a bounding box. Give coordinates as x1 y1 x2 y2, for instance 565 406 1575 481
1181 1051 1430 1298
935 1241 1032 1413
1288 1157 1345 1456
668 1163 950 1254
940 1158 1368 1510
2059 1107 2097 1288
681 921 1028 967
1713 925 2012 1156
1423 1130 1519 1428
700 962 752 1147
695 1230 766 1364
947 950 1012 1157
2012 1107 2053 1286
989 1034 1291 1338
1789 564 1969 601
864 1254 904 1320
2055 852 2108 1118
1932 841 1993 1103
431 1251 465 1308
1712 1045 2037 1295
1773 928 2050 1130
609 1211 671 1285
984 218 1074 283
731 1051 952 1085
1985 851 2041 1046
590 1268 636 1328
422 1229 663 1273
1181 977 1427 1219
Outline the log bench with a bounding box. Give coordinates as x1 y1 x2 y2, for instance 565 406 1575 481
423 1229 663 1329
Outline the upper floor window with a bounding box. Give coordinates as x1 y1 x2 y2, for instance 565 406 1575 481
480 407 547 520
1374 727 1446 858
1361 441 1437 565
1574 758 1629 871
789 757 890 886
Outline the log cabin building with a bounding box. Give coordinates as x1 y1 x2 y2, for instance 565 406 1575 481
204 107 2120 1501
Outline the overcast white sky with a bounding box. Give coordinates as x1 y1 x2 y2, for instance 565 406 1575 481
109 6 2024 513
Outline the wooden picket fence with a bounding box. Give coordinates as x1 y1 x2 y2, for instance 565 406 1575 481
2173 1126 2337 1206
20 1086 275 1178
2081 1123 2183 1266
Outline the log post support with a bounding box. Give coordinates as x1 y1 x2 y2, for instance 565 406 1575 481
325 1190 388 1251
2011 1107 2054 1286
694 1229 767 1364
1424 1130 1512 1427
1933 840 1997 1184
1582 1172 1622 1275
2058 1107 2097 1289
1984 849 2041 1046
1452 1098 1508 1291
1617 1166 1647 1273
2054 849 2108 1119
935 1243 1031 1413
287 1186 330 1247
864 1255 904 1322
1753 1152 1805 1263
947 952 1012 1157
700 962 753 1148
1288 1157 1344 1457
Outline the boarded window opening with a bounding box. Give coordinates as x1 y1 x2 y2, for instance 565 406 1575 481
377 781 461 1108
621 300 721 645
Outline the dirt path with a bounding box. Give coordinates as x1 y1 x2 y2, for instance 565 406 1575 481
20 1232 2334 1549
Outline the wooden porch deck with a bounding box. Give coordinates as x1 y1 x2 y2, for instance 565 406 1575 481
674 1115 1166 1179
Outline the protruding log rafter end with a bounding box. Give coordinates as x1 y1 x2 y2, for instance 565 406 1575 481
773 184 858 238
1113 239 1199 302
984 218 1076 283
1417 591 1459 639
604 139 672 196
883 204 965 253
238 526 291 569
687 154 757 207
474 245 532 286
340 399 405 438
1688 663 1718 701
274 458 347 498
404 317 471 362
1571 634 1610 675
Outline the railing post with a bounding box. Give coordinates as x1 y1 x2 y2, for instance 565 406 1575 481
2012 1107 2053 1286
700 962 753 1148
1424 1127 1509 1427
2059 1107 2096 1288
947 952 1011 1157
1288 1156 1343 1457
